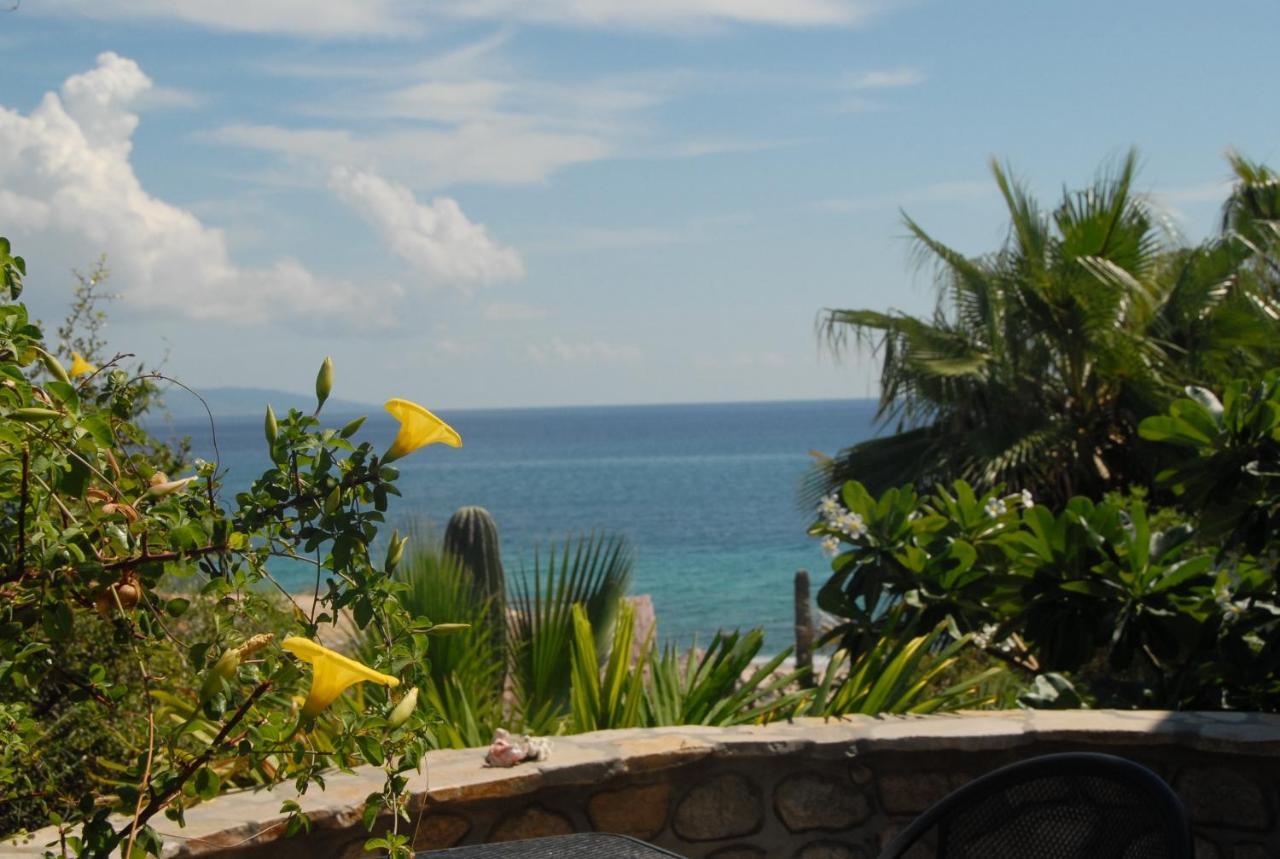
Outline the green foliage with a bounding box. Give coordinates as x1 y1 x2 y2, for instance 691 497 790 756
811 467 1280 709
568 601 648 732
814 151 1280 507
644 628 807 726
508 533 632 732
0 237 452 856
796 612 1006 716
1140 374 1280 558
357 532 502 750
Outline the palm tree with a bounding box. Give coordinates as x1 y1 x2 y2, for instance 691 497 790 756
813 151 1278 506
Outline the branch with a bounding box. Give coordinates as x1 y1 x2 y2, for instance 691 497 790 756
107 680 271 854
102 543 227 572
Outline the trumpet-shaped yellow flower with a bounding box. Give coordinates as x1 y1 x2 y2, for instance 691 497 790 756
69 352 97 378
281 636 399 718
382 399 461 462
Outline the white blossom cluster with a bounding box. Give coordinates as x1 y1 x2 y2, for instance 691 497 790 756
819 493 867 539
972 623 1018 654
984 489 1036 518
816 492 869 558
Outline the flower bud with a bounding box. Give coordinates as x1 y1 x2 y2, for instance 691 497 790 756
40 350 71 386
264 404 278 446
339 415 366 439
315 356 334 411
387 687 418 728
147 476 196 497
11 407 60 422
384 530 406 573
199 648 241 703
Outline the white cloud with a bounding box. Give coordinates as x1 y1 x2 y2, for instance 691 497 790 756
35 0 910 36
437 0 904 30
329 167 523 288
483 302 551 321
527 338 642 365
844 67 926 90
0 53 384 325
37 0 419 36
210 122 611 189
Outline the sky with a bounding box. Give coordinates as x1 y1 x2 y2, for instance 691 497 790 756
1 1 1277 409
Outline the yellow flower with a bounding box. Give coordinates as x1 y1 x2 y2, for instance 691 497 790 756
69 352 97 378
281 636 399 718
382 399 461 462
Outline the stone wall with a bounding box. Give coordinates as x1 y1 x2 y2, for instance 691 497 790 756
8 711 1280 858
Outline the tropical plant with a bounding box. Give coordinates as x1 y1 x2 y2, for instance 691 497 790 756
810 467 1280 709
568 601 649 732
1140 375 1280 570
813 151 1280 507
507 533 632 733
794 612 1008 716
644 628 807 726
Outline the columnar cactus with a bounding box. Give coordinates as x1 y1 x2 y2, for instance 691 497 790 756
443 505 507 653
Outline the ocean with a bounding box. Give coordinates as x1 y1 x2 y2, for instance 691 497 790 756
157 399 879 652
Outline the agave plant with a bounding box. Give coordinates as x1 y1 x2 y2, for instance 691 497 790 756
568 601 649 732
644 628 808 727
794 616 1008 717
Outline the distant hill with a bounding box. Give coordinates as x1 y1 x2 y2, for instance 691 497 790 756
149 386 375 422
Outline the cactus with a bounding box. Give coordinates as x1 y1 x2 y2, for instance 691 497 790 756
443 506 507 654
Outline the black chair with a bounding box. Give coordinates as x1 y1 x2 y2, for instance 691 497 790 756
878 752 1192 859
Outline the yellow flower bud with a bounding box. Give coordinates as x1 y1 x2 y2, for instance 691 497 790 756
315 357 333 411
387 687 419 728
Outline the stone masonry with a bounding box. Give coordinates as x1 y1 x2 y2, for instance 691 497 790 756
7 711 1280 858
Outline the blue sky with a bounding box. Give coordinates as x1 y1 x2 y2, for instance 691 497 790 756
1 1 1276 409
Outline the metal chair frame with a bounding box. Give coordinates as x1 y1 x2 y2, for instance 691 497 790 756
878 751 1193 859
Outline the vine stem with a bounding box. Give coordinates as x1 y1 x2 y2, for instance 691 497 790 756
105 680 272 856
16 445 28 578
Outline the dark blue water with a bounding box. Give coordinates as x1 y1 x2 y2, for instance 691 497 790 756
156 399 879 651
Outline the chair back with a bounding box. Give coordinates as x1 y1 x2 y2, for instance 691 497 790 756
878 752 1192 859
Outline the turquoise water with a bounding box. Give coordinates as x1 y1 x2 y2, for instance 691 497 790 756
159 399 878 651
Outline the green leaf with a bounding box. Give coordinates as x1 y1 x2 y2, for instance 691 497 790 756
193 766 220 800
355 733 385 765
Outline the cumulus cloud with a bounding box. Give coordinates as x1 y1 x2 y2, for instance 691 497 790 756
0 53 384 325
328 167 523 288
526 338 641 365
